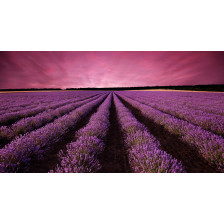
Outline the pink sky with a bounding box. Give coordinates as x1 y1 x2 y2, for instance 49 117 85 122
0 51 224 89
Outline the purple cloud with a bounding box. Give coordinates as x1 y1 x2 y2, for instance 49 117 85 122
0 51 223 89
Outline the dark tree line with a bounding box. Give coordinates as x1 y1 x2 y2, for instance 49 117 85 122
66 84 224 92
1 85 224 92
0 88 62 91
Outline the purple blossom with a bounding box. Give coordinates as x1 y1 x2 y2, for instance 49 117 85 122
52 94 112 173
118 92 224 171
114 94 185 173
0 94 107 172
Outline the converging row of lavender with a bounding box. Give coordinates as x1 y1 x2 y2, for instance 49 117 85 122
114 94 185 172
53 94 112 172
122 92 224 136
117 92 224 171
0 94 101 145
0 92 102 125
0 94 107 172
0 90 223 173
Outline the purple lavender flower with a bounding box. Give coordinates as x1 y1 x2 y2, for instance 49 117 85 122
118 92 224 171
52 94 112 173
114 94 185 173
0 94 107 172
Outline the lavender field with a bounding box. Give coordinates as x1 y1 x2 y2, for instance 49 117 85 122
0 90 224 173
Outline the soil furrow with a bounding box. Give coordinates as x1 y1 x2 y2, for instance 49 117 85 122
117 95 218 173
98 95 131 173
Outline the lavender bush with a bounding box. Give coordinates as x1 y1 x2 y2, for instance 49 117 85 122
0 94 101 143
114 94 185 173
53 94 112 173
0 92 100 126
0 94 107 172
123 93 224 136
118 93 224 171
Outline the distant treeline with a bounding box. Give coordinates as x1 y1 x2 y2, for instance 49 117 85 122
1 85 224 92
0 88 62 91
66 84 224 92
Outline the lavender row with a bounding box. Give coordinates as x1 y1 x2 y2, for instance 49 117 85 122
125 94 224 136
0 94 107 172
0 93 100 126
118 93 224 171
53 94 112 173
0 94 84 116
114 94 185 173
0 93 96 125
0 94 101 145
126 91 224 116
0 90 99 117
0 103 42 116
0 95 75 115
0 91 78 112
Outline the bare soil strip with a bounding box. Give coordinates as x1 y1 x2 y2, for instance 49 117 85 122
98 96 131 173
118 95 218 173
25 100 105 173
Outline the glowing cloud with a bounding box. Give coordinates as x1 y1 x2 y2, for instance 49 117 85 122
0 51 223 89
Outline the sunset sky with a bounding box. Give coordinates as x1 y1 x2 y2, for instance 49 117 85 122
0 51 224 89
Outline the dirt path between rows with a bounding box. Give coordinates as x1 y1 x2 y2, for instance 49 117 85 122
25 99 106 173
98 96 131 173
118 95 218 173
